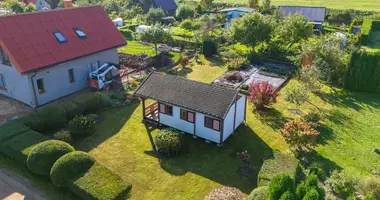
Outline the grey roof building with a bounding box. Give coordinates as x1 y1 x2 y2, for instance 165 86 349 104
278 6 326 22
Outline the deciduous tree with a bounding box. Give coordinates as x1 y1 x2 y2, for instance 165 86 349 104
146 8 165 25
276 13 313 45
200 0 213 10
280 120 320 152
139 24 173 55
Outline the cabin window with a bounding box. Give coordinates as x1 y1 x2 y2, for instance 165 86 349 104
68 68 75 83
0 73 6 90
53 32 67 43
0 47 10 66
180 109 195 123
37 78 45 94
204 116 220 131
159 104 173 116
73 28 87 38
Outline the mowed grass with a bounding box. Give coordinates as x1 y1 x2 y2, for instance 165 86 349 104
118 41 181 62
73 60 380 199
208 0 380 11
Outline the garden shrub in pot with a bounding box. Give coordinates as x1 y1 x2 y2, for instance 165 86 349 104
154 128 183 156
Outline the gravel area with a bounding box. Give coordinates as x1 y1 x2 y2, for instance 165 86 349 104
0 96 34 126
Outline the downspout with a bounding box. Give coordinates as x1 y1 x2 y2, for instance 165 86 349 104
30 71 38 111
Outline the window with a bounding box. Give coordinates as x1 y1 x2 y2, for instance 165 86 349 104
0 47 10 66
53 32 67 43
204 116 220 131
180 109 195 123
159 104 173 116
89 62 98 72
0 73 6 90
68 68 75 83
74 28 86 38
37 78 45 94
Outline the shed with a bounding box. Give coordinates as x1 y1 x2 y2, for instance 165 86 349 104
134 72 247 144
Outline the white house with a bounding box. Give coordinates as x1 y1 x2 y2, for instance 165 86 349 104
134 72 247 144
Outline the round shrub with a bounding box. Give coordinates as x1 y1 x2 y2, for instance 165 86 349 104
180 19 193 30
176 4 195 20
267 174 295 200
68 115 96 135
38 104 66 132
303 188 319 200
204 186 243 200
154 128 182 156
50 151 95 187
360 176 380 199
53 130 73 144
327 171 357 199
279 190 295 200
248 186 268 200
26 140 75 176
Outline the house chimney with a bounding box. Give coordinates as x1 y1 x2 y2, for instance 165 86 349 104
64 0 73 8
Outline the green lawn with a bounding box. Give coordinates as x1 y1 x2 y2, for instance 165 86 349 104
118 41 181 62
207 0 380 11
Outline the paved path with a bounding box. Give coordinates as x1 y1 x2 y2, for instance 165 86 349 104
0 169 47 200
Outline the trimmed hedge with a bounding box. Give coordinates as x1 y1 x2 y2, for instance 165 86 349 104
50 151 95 187
258 151 299 186
344 49 380 93
26 140 75 176
15 114 45 133
37 104 66 132
0 130 46 164
155 128 183 156
69 163 131 200
0 120 30 142
361 19 372 45
61 101 84 121
71 93 101 114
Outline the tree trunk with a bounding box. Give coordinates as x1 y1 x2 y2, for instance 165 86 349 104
155 43 158 56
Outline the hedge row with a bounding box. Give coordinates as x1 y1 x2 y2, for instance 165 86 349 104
361 19 372 46
0 120 30 142
257 151 300 187
0 130 46 164
344 49 380 93
70 163 132 200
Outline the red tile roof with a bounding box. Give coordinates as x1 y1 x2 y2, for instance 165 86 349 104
0 6 127 74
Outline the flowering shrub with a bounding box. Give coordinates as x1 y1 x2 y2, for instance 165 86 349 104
280 120 320 152
237 151 251 162
68 115 96 135
248 81 279 110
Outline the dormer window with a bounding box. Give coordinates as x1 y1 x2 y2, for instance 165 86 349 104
74 28 86 38
53 32 67 43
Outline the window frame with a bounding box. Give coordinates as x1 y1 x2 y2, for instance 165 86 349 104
159 103 173 116
73 28 87 38
36 78 45 94
204 116 220 131
180 109 195 123
53 31 67 43
68 68 75 83
0 47 10 66
0 73 7 91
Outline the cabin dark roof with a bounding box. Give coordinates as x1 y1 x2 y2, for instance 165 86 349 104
134 72 238 119
278 6 326 22
153 0 177 12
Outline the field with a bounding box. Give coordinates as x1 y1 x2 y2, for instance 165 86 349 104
209 0 380 11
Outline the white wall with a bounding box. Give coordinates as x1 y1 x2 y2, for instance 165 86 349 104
28 48 119 106
235 94 246 128
195 113 221 143
159 104 194 134
222 94 246 142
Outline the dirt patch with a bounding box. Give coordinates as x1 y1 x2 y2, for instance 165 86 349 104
0 96 34 126
118 53 174 72
0 168 47 200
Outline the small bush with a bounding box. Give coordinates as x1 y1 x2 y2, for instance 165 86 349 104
50 151 95 187
69 163 132 200
176 4 195 20
360 176 380 199
248 81 279 110
202 37 218 57
304 112 322 123
308 164 326 181
68 115 96 136
180 19 194 30
363 194 377 200
146 8 165 25
0 120 30 142
279 190 295 200
38 104 66 132
327 171 358 199
61 101 84 121
27 140 74 176
53 130 73 144
267 174 295 200
303 188 319 200
118 27 134 40
72 93 101 114
280 120 320 152
0 130 46 164
155 128 182 156
248 186 268 200
347 194 357 200
204 186 244 200
296 181 307 199
297 174 325 200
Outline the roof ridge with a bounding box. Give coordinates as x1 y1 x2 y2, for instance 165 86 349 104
278 6 326 9
0 5 102 19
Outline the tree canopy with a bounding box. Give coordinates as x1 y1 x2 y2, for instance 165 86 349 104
276 13 313 45
139 24 173 55
146 8 165 25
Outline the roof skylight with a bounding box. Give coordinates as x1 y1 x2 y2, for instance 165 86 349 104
53 32 67 43
74 28 86 38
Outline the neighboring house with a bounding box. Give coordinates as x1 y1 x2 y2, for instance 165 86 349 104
218 7 257 29
23 0 51 10
134 72 247 144
141 0 177 16
278 6 326 31
0 6 126 107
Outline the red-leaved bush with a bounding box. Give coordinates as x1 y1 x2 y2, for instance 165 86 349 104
280 120 320 152
248 81 279 110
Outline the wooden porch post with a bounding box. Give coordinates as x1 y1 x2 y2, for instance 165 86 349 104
219 120 224 144
141 97 146 119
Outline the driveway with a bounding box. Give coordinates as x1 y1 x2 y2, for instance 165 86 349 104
0 96 34 126
0 169 47 200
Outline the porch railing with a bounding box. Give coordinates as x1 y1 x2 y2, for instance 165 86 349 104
144 102 158 117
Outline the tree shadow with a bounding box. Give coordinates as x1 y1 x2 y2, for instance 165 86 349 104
316 124 336 145
75 102 140 152
159 124 273 194
254 107 290 130
302 150 342 176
